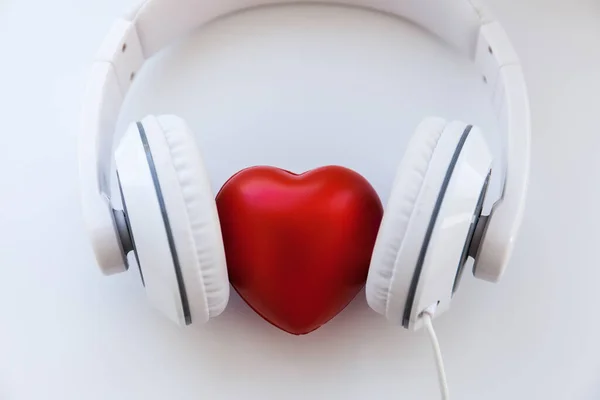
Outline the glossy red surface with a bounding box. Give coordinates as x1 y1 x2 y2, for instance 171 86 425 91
216 166 383 335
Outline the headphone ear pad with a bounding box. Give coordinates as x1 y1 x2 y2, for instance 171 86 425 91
115 115 229 325
155 115 230 318
366 117 447 324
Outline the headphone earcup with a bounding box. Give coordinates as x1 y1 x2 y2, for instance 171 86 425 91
366 117 447 325
115 115 229 326
366 118 492 330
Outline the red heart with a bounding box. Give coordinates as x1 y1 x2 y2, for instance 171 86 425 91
216 166 383 335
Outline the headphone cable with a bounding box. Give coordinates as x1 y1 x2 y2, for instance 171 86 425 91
421 304 450 400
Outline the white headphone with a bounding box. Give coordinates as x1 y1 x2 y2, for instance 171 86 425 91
79 0 530 331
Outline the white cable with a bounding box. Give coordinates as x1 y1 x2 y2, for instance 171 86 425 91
421 304 450 400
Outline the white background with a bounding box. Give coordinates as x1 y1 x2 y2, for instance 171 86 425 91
1 0 599 399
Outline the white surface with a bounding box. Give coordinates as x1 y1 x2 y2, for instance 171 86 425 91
84 0 531 283
0 1 599 400
86 0 528 335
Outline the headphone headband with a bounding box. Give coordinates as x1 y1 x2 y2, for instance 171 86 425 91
79 0 530 282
